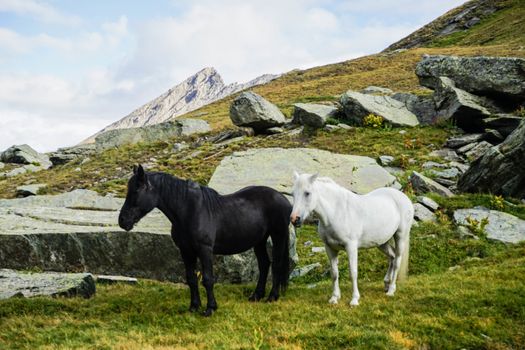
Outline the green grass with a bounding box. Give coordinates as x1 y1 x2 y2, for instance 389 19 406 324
1 225 523 349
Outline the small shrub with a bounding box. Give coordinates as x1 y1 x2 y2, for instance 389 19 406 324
490 195 505 210
435 209 451 225
465 215 489 236
325 117 340 125
363 113 384 128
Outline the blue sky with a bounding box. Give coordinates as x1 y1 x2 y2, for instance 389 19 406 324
0 0 466 152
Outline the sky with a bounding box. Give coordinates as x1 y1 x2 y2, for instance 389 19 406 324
0 0 467 152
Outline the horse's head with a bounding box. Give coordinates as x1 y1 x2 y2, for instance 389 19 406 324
118 164 158 231
290 171 318 227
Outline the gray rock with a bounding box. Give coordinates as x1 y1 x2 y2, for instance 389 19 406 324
292 103 338 128
391 92 436 125
266 127 285 134
229 91 286 131
208 148 398 197
429 168 460 179
410 171 454 197
482 115 523 137
445 134 484 149
290 263 321 279
324 125 340 132
0 144 51 169
434 177 456 187
422 161 448 170
457 142 479 154
0 190 285 284
429 148 463 162
95 119 210 150
432 77 492 130
453 207 525 243
337 123 353 130
484 129 505 144
0 269 95 299
416 196 440 211
465 141 492 162
173 142 189 152
416 55 525 101
413 203 436 222
95 275 138 285
384 166 404 177
458 119 525 198
361 86 394 95
49 144 97 166
311 247 325 253
448 161 470 174
16 184 47 197
340 91 419 127
378 155 394 166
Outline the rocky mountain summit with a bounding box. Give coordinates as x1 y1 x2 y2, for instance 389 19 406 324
83 68 279 144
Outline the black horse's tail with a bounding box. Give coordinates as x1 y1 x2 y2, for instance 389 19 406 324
272 224 290 294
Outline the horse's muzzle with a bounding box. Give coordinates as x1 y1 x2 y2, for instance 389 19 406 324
290 216 302 228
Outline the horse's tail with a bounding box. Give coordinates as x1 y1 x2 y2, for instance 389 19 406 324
272 223 291 294
398 203 414 281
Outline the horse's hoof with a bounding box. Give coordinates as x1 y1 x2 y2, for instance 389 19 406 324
350 299 359 306
203 308 214 317
189 305 200 313
249 293 263 302
265 295 279 302
384 283 390 293
328 296 339 304
386 291 395 297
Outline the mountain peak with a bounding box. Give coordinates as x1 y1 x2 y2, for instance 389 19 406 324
81 67 279 144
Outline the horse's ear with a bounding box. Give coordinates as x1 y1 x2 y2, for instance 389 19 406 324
132 165 138 174
309 173 318 184
293 171 299 181
136 164 147 185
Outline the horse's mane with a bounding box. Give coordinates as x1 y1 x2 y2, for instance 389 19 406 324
149 172 222 212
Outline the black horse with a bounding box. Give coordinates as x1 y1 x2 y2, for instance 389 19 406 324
118 165 292 316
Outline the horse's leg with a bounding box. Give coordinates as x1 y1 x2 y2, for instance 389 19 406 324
345 240 360 306
198 247 218 316
180 249 201 312
378 242 395 293
249 241 270 302
387 230 409 297
325 245 341 304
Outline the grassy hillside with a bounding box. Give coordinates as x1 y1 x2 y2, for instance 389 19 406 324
1 225 524 349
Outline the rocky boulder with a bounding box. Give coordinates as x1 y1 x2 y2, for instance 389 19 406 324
16 184 47 197
482 115 523 137
208 148 398 196
340 91 419 127
0 269 96 299
416 55 525 101
391 92 436 125
0 144 52 169
95 119 210 150
454 207 525 243
0 190 287 284
432 77 492 131
409 171 454 197
292 103 338 128
230 91 286 131
49 144 97 166
458 119 525 198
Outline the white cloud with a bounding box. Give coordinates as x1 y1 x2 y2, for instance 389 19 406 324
0 15 129 55
0 0 82 26
0 1 470 152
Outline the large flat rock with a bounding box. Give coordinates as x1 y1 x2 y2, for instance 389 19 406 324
454 207 525 244
0 189 284 284
208 148 397 196
0 269 96 299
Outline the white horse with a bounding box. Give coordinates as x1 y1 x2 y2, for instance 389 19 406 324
290 172 414 306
